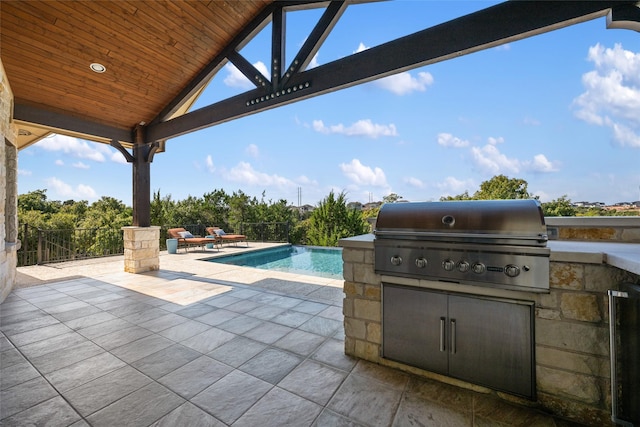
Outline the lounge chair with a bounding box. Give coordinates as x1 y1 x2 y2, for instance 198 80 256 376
206 227 248 247
167 228 219 252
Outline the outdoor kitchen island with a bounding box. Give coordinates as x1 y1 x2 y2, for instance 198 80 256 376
339 232 640 427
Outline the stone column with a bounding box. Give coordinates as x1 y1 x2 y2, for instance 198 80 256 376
1 58 19 303
122 226 160 273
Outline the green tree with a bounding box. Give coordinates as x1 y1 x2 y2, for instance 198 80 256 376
77 197 131 256
59 200 88 221
78 197 132 229
150 190 175 227
382 193 402 203
227 190 254 231
18 209 48 229
306 191 369 246
47 212 78 230
440 175 533 201
474 175 532 200
202 189 230 226
577 207 606 217
18 189 57 214
171 195 209 227
440 190 472 201
542 196 576 217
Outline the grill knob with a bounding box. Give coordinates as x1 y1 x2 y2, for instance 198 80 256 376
390 256 403 266
471 262 486 274
442 259 456 271
457 261 470 273
505 264 521 277
415 257 428 268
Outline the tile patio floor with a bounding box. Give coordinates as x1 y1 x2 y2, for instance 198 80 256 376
1 244 585 426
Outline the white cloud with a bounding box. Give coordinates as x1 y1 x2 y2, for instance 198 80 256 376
611 122 640 148
18 169 32 176
435 176 476 197
55 159 64 166
471 144 521 175
525 154 559 173
45 177 97 199
224 162 296 188
223 61 269 90
470 141 558 175
312 119 397 139
374 71 434 95
245 144 259 158
296 175 318 186
437 133 469 148
339 159 388 187
73 161 90 169
404 177 425 188
523 116 541 126
438 131 559 176
573 43 640 148
205 155 215 173
110 152 128 164
37 135 110 162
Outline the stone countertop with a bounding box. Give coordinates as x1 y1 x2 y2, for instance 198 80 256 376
548 240 640 275
339 234 640 276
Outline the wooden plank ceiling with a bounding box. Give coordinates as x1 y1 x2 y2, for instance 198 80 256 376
1 0 273 149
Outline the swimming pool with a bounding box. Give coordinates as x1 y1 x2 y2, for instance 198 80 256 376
205 245 343 280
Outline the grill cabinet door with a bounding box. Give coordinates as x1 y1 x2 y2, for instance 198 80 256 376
448 295 534 399
383 284 448 374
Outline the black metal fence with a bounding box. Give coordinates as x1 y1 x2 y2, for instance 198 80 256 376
18 224 125 267
239 222 289 242
18 222 290 266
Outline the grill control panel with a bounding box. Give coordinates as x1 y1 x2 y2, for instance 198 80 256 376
374 242 550 292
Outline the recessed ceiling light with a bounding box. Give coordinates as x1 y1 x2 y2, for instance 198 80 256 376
90 63 106 73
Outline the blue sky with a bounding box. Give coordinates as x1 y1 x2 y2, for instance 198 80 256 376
17 1 640 207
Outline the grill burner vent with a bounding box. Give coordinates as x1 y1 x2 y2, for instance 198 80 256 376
374 200 550 292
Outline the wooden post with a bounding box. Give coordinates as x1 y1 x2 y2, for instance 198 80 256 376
132 126 151 227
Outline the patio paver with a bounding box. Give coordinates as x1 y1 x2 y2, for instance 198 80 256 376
1 246 586 426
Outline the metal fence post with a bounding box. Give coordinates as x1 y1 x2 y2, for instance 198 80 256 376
37 228 42 265
22 223 28 266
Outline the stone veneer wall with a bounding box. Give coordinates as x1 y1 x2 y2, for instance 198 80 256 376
342 245 640 426
546 217 640 243
0 59 19 304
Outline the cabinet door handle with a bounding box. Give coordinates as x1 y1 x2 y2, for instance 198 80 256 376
450 319 456 354
439 317 446 352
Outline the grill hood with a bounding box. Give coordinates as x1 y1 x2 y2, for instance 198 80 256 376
374 199 548 247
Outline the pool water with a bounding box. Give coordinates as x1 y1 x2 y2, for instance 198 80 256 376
205 245 343 280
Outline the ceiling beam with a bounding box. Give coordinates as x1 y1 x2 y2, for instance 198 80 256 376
150 0 330 125
14 103 133 144
147 0 635 143
280 0 348 88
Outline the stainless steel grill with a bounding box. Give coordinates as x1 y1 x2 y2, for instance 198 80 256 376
374 199 550 292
